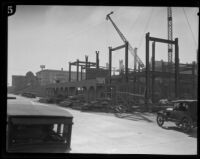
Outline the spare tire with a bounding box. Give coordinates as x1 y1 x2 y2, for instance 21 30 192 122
181 117 192 133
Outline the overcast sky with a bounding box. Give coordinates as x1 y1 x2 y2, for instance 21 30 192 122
8 5 199 86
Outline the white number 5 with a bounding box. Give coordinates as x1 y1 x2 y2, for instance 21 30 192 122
8 6 13 14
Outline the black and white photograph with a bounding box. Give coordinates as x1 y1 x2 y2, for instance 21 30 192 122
6 4 198 155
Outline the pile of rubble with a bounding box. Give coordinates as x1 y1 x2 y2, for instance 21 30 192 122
38 96 65 104
81 98 112 112
38 95 173 113
56 95 113 112
57 94 85 110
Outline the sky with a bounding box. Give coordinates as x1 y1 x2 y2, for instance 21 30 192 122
8 5 199 86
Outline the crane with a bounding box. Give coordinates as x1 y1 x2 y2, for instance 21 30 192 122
167 7 173 99
106 11 145 69
167 7 173 67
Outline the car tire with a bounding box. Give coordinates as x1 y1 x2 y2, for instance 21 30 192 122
157 114 164 127
181 118 192 133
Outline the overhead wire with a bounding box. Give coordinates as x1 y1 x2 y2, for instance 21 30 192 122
182 7 198 47
129 8 144 36
138 8 154 49
127 8 144 68
64 7 122 42
64 21 106 41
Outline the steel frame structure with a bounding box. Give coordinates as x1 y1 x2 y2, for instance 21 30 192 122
108 41 129 84
68 52 99 82
145 32 179 106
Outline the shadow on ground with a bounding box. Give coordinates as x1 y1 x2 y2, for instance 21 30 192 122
114 112 155 123
162 126 197 138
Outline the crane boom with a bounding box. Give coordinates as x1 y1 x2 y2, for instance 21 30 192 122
167 7 173 64
106 11 145 68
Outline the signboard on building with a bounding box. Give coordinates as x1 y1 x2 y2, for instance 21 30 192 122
96 77 105 84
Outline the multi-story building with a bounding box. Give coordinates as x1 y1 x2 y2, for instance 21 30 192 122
36 69 86 86
12 71 39 92
12 75 27 90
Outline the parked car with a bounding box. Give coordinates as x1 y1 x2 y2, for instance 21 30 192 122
7 96 16 99
38 97 50 103
158 99 172 106
21 92 36 98
156 99 197 132
7 100 73 153
58 100 73 107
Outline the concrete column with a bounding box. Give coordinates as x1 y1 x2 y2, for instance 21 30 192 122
96 51 99 69
138 64 140 72
125 41 129 83
81 66 83 80
145 32 150 106
134 48 137 72
161 60 165 72
85 55 88 80
69 62 71 82
175 38 179 98
109 47 112 84
192 62 195 98
76 59 79 81
152 41 155 103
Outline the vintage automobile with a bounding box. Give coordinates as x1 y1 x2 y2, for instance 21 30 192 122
21 92 36 98
7 96 16 99
7 100 73 153
156 99 197 132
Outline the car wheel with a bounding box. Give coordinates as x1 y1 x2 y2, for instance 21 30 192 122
181 118 192 133
157 114 164 127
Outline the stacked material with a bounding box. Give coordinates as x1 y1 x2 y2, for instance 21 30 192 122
81 98 112 112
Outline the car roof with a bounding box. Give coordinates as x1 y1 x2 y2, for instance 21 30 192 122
171 99 197 103
7 103 73 118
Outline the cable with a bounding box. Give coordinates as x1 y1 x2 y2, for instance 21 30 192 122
138 8 154 49
64 21 106 41
129 8 144 35
182 7 198 47
65 7 122 42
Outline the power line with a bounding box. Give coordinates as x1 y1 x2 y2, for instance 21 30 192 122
182 7 198 47
64 21 106 41
65 7 122 41
138 8 154 49
129 8 144 35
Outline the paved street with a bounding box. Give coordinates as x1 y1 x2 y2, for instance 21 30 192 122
7 94 197 154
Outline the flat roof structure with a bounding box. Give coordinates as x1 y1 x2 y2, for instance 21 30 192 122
171 99 197 103
7 100 73 118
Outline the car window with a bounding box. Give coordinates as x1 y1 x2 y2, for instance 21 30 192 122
173 103 187 111
173 103 179 110
11 123 67 145
183 103 188 110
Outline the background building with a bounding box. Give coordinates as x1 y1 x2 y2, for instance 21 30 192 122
11 71 39 93
36 69 86 86
12 75 26 90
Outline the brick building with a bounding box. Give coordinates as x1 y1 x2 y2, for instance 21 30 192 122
36 69 86 86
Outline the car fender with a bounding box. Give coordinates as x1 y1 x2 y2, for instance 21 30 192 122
157 110 172 120
157 111 166 120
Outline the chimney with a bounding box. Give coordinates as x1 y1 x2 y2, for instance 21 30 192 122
96 51 99 69
134 48 137 72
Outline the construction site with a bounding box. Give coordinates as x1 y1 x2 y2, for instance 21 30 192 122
40 8 198 112
6 6 198 154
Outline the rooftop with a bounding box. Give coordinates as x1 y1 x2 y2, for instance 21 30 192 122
7 102 73 118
